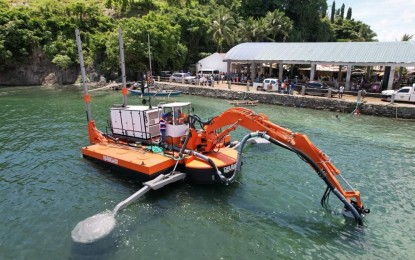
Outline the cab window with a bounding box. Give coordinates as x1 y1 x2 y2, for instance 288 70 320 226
398 88 409 93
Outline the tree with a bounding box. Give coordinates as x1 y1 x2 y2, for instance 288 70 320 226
168 6 212 66
346 7 352 20
330 1 335 23
340 3 345 19
166 0 183 7
0 7 46 66
321 4 327 18
316 18 334 41
208 5 236 52
105 0 112 9
400 33 414 41
0 0 7 9
216 0 241 12
240 0 278 18
333 19 377 42
52 54 72 69
37 2 114 70
264 9 293 42
236 17 258 42
0 0 385 80
359 23 377 41
117 12 187 75
121 0 128 13
282 0 328 42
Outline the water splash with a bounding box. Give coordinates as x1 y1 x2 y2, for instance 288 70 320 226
71 210 116 243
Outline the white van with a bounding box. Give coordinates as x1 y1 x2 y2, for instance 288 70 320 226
198 69 219 76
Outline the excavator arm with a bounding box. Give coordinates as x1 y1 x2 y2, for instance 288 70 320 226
191 107 368 223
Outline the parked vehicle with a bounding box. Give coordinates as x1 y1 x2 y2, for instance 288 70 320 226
169 72 195 84
160 71 172 78
198 69 220 75
252 78 263 90
381 84 415 103
303 81 337 97
255 78 279 91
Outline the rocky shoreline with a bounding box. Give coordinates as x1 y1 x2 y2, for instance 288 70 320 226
157 82 415 120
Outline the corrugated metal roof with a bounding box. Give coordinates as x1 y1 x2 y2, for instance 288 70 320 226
224 42 415 65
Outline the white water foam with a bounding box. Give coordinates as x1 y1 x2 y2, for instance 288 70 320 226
71 210 116 243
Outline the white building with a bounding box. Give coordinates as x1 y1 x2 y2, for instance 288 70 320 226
196 52 227 74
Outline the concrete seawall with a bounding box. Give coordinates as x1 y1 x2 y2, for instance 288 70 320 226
157 83 415 119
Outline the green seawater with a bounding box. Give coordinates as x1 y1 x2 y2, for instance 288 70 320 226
0 85 414 259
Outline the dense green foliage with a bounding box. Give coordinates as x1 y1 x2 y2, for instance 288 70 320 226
0 0 378 79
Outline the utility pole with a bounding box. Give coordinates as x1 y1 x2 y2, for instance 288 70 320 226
148 34 152 72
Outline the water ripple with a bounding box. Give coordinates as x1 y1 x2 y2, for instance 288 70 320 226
1 86 415 259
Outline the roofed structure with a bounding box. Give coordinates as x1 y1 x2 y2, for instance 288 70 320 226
223 42 415 90
224 42 415 66
196 52 227 73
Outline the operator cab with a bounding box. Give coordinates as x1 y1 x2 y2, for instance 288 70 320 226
159 102 191 142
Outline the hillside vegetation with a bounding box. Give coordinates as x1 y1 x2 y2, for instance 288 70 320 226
1 0 377 81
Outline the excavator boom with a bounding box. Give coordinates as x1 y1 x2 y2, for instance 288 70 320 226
190 107 368 223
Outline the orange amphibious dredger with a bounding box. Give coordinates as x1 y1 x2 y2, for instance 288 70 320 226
82 101 370 222
74 30 369 241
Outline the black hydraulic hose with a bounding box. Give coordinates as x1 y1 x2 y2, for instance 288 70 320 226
260 133 364 225
192 151 227 183
171 146 227 183
188 114 210 129
221 131 276 184
225 132 266 184
321 186 331 207
172 132 264 185
236 132 262 172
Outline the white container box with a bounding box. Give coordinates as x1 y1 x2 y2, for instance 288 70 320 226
110 105 160 139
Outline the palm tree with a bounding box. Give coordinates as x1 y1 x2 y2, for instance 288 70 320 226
401 33 414 41
236 17 260 43
264 10 292 42
209 6 236 52
254 18 271 42
359 23 377 42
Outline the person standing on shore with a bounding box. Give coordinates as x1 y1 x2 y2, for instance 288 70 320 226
281 80 287 94
339 85 344 99
361 89 367 101
290 81 295 95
